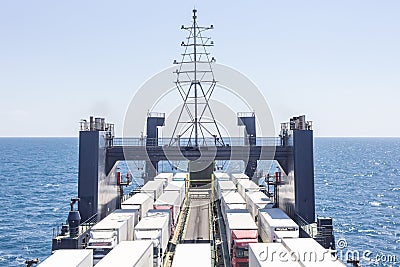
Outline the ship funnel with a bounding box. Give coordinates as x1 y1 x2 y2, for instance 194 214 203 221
68 198 81 237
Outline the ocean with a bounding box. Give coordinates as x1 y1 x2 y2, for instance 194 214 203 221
0 137 398 266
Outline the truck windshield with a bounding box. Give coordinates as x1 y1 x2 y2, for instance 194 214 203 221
234 247 249 258
93 248 112 258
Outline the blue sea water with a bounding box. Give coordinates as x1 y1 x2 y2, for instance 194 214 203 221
0 137 398 266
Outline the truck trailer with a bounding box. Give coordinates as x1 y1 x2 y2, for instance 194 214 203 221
163 181 186 206
95 241 153 267
249 243 302 267
230 173 249 185
258 208 299 243
237 179 260 200
173 172 189 182
140 180 164 201
121 193 154 220
172 243 212 267
87 210 133 264
154 190 181 231
220 192 247 222
225 210 258 267
214 172 230 181
38 249 93 267
154 172 174 187
134 212 170 267
245 191 273 221
215 180 236 199
282 238 346 266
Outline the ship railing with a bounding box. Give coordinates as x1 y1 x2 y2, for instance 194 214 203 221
237 111 255 117
80 213 99 232
111 137 290 147
295 214 333 239
52 213 98 239
147 112 165 118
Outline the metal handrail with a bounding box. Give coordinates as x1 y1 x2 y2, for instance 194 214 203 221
111 137 289 147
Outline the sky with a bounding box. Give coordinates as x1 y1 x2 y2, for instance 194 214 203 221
0 0 399 137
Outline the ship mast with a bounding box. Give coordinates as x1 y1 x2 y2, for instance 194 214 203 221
170 9 224 148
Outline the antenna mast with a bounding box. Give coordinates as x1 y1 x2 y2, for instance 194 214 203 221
170 9 224 148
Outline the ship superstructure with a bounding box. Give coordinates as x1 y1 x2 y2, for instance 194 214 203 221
38 9 344 267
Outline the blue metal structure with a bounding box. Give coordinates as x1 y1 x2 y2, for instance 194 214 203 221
238 112 257 178
145 112 165 178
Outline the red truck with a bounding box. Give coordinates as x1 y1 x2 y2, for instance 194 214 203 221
225 210 258 267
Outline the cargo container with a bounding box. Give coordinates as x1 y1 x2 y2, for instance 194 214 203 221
121 193 154 220
249 243 302 267
95 241 153 267
173 172 189 181
282 238 346 266
214 172 230 181
154 191 181 229
146 209 173 236
112 209 140 239
154 172 174 187
258 208 299 243
38 249 93 267
172 243 212 267
87 210 133 264
134 212 170 267
220 192 246 222
237 179 259 199
231 173 249 185
225 210 258 267
245 191 273 221
215 180 236 199
164 181 186 205
140 180 164 201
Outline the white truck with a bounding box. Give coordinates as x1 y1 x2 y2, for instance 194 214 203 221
220 192 247 222
112 209 140 240
134 212 170 267
225 210 259 267
38 249 93 267
215 180 236 199
154 172 174 187
154 190 181 228
282 238 346 266
214 172 230 181
95 241 153 267
163 181 186 206
258 208 299 243
237 179 260 199
140 180 164 201
121 193 154 220
87 211 133 264
231 173 249 185
245 191 273 221
249 243 302 267
172 243 211 267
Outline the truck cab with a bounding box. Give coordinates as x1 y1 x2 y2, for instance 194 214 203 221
134 230 163 267
230 230 258 267
87 231 118 264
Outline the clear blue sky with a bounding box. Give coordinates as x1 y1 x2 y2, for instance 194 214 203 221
0 1 399 137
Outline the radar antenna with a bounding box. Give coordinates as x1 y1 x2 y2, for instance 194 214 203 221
170 9 224 148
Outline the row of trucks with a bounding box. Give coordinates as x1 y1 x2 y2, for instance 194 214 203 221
39 172 188 267
215 172 345 267
215 176 263 267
